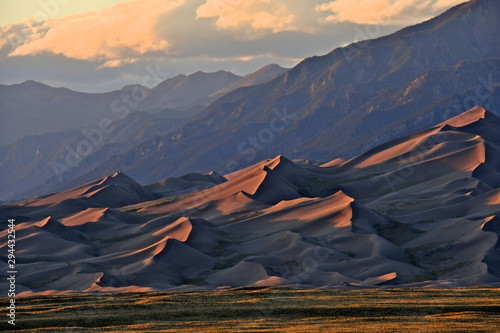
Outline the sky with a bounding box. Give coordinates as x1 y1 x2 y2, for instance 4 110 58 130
0 0 465 92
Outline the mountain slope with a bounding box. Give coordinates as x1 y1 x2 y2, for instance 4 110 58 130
1 106 500 295
209 64 288 100
0 110 187 202
137 70 242 111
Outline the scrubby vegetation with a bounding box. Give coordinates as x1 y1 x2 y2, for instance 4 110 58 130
1 287 499 332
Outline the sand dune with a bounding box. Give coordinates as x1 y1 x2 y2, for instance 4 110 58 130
207 261 271 287
145 171 226 195
2 107 500 295
31 171 155 208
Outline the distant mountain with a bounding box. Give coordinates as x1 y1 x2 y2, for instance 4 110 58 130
0 71 238 146
2 107 500 295
60 0 500 187
209 64 288 100
136 70 242 112
0 66 285 146
0 80 121 145
0 110 187 202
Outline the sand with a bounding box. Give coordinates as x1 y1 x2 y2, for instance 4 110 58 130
2 106 500 295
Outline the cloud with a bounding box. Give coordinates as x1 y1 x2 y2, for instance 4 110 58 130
316 0 465 25
98 58 140 69
2 0 315 63
196 0 296 34
0 21 49 50
5 0 184 61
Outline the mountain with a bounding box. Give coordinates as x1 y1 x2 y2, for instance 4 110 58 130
0 110 187 201
0 80 122 145
56 0 500 188
0 70 241 146
135 70 242 112
2 106 500 295
209 64 288 100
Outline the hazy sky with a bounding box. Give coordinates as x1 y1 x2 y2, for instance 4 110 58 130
0 0 465 92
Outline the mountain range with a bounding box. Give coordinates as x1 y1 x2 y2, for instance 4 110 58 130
0 64 288 201
0 64 288 146
2 106 500 295
2 0 497 203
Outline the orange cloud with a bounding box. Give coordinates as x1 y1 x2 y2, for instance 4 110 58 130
97 58 140 69
196 0 295 34
8 0 183 61
316 0 465 25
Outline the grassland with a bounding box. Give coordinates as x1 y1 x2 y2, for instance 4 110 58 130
1 287 499 332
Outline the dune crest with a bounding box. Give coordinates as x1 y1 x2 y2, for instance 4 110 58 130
440 106 488 127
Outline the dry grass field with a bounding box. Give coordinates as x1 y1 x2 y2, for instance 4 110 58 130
1 287 499 332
